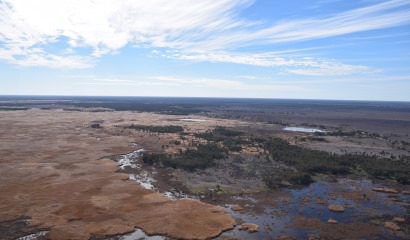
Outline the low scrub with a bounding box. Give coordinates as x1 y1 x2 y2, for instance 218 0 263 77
264 171 314 188
123 124 184 133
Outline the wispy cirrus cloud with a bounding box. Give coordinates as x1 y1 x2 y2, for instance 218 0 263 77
0 0 409 74
151 76 308 91
152 76 243 88
71 75 306 91
193 0 410 50
161 51 373 76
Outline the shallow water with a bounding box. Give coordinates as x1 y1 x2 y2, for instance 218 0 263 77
283 126 324 133
120 229 164 240
17 231 49 240
117 149 144 169
218 179 409 239
129 172 156 190
178 118 208 122
162 189 198 200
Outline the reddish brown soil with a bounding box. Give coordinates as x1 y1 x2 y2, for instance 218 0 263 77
0 110 236 239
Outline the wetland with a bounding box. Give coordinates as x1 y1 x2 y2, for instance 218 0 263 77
0 96 409 239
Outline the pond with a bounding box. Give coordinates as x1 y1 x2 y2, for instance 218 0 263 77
178 118 208 122
284 126 324 133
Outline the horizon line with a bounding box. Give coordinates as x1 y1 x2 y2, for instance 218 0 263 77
0 94 409 103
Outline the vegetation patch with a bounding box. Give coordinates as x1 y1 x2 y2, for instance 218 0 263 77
0 107 30 111
264 138 410 185
264 171 314 188
194 127 247 152
90 123 102 128
143 143 227 171
123 124 184 133
315 130 381 138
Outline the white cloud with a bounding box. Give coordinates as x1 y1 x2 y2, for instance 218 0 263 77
163 51 373 76
0 0 252 67
72 75 306 92
285 61 372 76
238 75 258 79
73 77 182 86
94 78 137 83
151 76 306 91
0 0 409 69
58 75 95 78
152 76 242 88
195 0 410 50
0 47 94 68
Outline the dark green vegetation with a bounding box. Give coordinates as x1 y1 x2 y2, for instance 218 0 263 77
55 100 207 115
71 102 204 115
264 171 314 188
298 136 327 142
0 107 29 111
195 126 243 140
90 123 102 129
194 126 246 152
143 143 226 171
263 138 410 185
315 130 381 138
123 124 184 133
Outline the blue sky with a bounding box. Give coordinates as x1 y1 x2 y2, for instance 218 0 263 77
1 0 410 100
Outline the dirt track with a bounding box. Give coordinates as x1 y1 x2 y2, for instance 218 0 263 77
0 109 236 239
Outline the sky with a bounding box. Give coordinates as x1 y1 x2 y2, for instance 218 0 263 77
1 0 410 101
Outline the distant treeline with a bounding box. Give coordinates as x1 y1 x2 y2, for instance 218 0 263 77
123 124 184 133
0 107 30 111
315 130 381 138
67 102 206 115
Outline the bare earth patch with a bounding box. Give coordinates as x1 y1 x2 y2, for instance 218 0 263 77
0 110 236 239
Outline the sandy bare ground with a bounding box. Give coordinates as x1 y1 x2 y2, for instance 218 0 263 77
0 109 239 239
